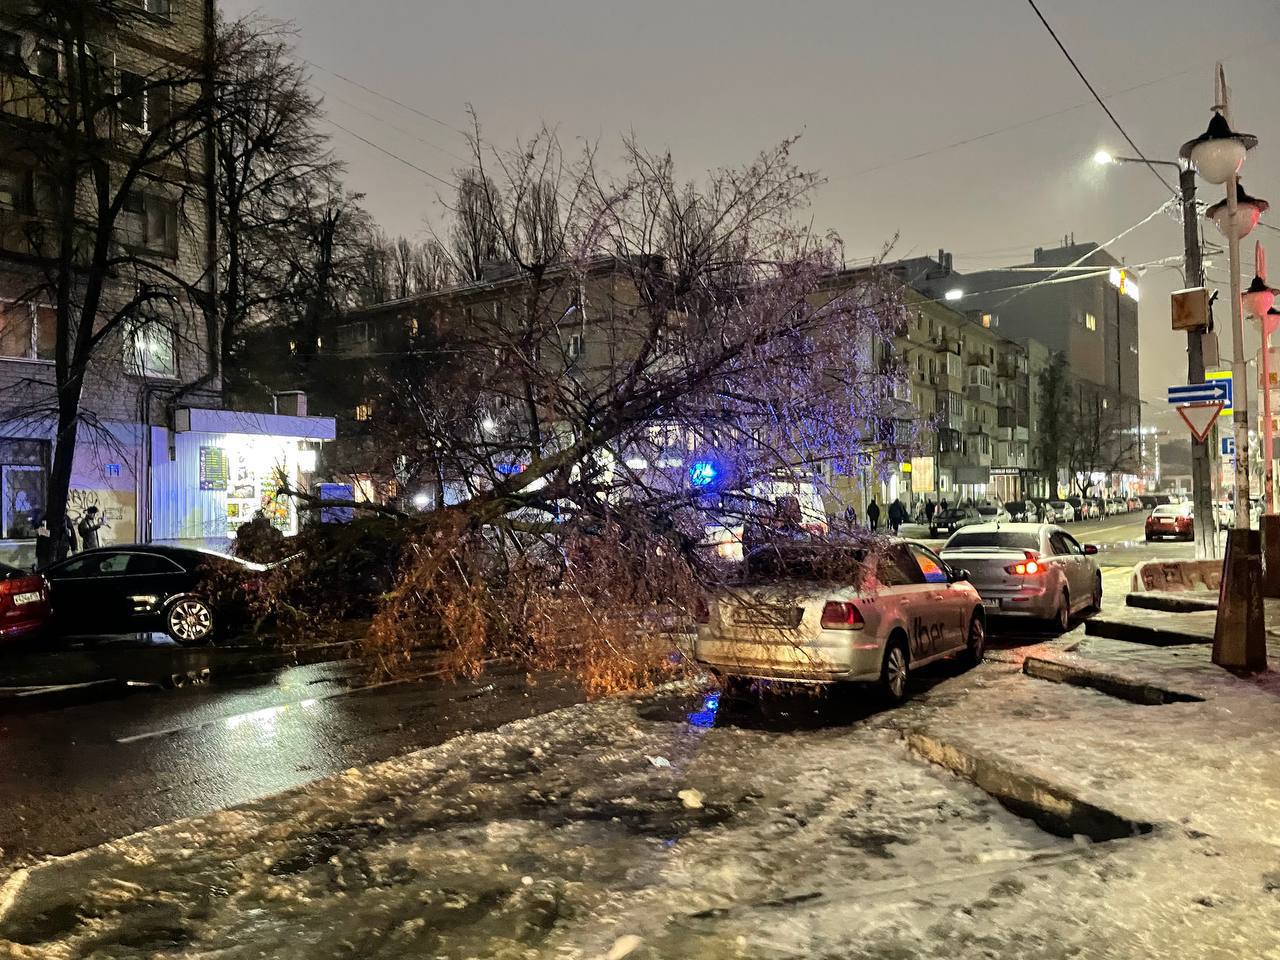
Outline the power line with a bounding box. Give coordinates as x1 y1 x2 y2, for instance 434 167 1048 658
1024 0 1177 199
322 116 458 191
303 59 469 139
319 87 470 166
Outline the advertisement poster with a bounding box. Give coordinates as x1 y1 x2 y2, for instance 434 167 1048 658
198 446 228 491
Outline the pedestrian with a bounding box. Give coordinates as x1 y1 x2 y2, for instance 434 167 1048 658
888 498 906 534
844 504 858 529
924 498 935 523
58 512 77 560
866 499 880 531
77 505 104 550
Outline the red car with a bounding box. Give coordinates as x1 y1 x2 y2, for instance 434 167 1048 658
0 562 51 640
1145 504 1194 542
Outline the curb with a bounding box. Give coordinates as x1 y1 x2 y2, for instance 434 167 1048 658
1083 615 1209 647
905 729 1152 842
1126 591 1218 614
1022 656 1203 705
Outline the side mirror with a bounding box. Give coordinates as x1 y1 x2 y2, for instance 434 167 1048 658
952 567 971 583
1083 544 1099 556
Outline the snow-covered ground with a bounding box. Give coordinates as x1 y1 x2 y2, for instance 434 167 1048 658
3 648 1280 958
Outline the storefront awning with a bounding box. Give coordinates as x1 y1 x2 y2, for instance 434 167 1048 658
175 407 336 441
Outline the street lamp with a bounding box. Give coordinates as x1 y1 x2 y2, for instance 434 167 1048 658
1243 251 1280 517
1179 65 1268 670
944 288 964 302
1180 111 1256 185
1095 149 1216 560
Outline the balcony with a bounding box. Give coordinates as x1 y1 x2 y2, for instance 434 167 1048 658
931 335 961 355
930 371 961 393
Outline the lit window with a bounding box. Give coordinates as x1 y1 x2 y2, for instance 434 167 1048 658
982 313 993 328
567 333 583 358
126 318 176 379
1085 312 1097 331
288 339 297 354
354 403 373 422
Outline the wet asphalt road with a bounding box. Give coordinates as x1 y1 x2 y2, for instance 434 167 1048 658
0 511 1191 868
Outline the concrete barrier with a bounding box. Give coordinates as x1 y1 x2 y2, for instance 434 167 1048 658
1130 558 1222 594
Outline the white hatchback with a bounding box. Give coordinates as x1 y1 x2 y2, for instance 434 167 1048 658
693 541 986 703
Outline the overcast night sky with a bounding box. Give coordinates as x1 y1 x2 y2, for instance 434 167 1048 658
225 0 1280 430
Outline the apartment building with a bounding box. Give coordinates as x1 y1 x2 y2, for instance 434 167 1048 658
0 2 331 562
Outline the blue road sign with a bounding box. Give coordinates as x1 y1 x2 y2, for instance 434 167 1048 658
1222 435 1236 457
1167 377 1232 406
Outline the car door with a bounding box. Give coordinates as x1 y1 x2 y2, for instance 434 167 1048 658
120 552 192 627
1047 531 1086 608
1056 531 1090 604
44 550 135 633
875 545 939 662
907 543 964 652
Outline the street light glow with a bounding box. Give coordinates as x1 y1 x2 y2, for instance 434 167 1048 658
1093 149 1115 166
944 288 963 302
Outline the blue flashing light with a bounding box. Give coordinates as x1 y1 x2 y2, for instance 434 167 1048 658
496 462 526 475
689 460 718 488
687 693 720 728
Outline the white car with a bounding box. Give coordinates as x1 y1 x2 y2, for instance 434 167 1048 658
693 540 986 703
1104 499 1124 517
1045 500 1075 524
975 504 1012 524
1216 499 1261 531
939 523 1102 632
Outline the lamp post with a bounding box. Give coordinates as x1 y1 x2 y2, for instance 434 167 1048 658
1180 64 1267 671
1242 247 1278 514
1095 151 1216 559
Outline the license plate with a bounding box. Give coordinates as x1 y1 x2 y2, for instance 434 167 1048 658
982 599 1001 610
13 591 40 605
1160 518 1174 524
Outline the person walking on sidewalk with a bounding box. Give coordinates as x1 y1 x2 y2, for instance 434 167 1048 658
77 505 104 550
866 499 880 531
887 498 906 534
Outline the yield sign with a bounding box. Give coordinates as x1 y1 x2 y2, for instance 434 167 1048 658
1178 402 1224 442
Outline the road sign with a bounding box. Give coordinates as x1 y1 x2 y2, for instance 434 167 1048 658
1207 370 1233 416
1167 378 1232 407
1178 402 1224 442
1223 435 1236 457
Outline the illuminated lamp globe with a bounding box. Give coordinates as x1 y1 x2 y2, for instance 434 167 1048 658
1206 183 1269 240
1179 111 1257 185
1242 274 1278 318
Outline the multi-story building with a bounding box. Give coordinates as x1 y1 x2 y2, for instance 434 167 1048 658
884 242 1142 496
0 2 331 562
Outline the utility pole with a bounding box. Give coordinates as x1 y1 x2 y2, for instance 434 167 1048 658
1180 164 1218 560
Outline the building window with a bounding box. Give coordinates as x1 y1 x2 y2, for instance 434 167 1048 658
0 301 54 361
0 438 48 539
981 313 993 328
34 44 60 79
126 318 176 379
0 167 28 212
354 402 373 422
1085 312 1097 331
0 30 21 66
567 333 583 359
119 70 146 128
120 191 178 258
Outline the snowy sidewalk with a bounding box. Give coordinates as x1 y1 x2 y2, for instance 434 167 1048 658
3 646 1280 957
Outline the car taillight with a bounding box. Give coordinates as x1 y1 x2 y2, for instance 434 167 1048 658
0 575 43 595
820 601 865 630
694 597 711 624
1004 551 1044 576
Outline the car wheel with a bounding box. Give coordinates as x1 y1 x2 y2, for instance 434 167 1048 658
166 597 216 646
1089 573 1103 612
963 613 986 667
879 637 910 704
1051 590 1071 634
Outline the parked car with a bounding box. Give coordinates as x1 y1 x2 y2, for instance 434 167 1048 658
1216 498 1262 530
940 523 1101 633
1104 498 1124 517
1045 500 1076 524
976 503 1012 524
1004 500 1037 522
1146 503 1195 542
930 505 981 537
0 562 51 642
41 545 271 645
1140 493 1176 510
1081 499 1103 520
693 540 985 703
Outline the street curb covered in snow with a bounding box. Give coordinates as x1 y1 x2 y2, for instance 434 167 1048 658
1083 611 1212 646
904 729 1154 842
1021 656 1205 705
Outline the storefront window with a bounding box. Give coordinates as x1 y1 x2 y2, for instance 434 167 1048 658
0 439 48 539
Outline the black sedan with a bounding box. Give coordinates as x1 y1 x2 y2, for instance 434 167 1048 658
930 506 980 538
41 545 270 645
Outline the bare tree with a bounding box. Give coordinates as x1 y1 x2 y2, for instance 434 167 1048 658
0 1 253 563
286 130 909 690
1063 386 1139 498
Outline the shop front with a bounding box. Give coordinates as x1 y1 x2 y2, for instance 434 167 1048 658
149 407 335 549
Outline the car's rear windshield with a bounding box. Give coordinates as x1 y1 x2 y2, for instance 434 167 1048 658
945 531 1039 551
743 546 868 584
1152 505 1187 517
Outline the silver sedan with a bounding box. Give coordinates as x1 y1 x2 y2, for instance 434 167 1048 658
938 523 1102 632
